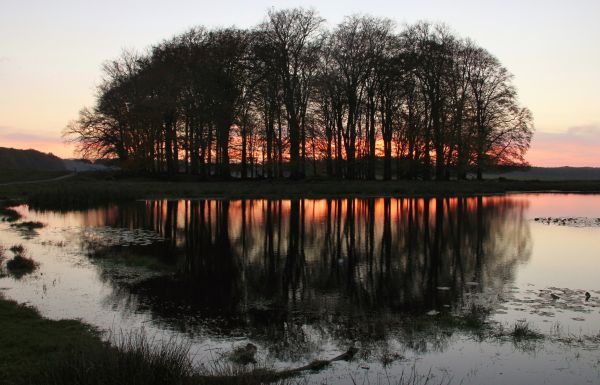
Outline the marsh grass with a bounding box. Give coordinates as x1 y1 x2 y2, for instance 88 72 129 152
491 320 544 346
460 302 490 330
378 351 405 367
509 321 543 340
37 336 305 385
36 330 196 385
26 323 298 385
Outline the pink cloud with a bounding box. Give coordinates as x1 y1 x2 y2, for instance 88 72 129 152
0 126 74 158
527 125 600 167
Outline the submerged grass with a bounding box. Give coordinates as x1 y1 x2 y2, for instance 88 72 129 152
87 247 176 272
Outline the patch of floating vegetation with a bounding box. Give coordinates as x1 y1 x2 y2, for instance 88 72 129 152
501 286 599 319
10 221 45 230
80 226 164 247
533 216 600 227
9 220 46 239
3 244 38 279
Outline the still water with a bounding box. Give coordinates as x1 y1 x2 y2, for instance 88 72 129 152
1 194 600 384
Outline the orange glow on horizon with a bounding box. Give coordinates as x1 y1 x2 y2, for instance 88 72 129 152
3 129 600 167
1 139 75 159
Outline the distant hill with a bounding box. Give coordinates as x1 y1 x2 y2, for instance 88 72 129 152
488 167 600 181
0 147 66 171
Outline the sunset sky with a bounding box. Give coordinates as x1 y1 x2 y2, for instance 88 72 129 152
1 0 598 166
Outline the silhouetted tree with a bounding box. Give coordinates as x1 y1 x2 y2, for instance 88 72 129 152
65 9 533 181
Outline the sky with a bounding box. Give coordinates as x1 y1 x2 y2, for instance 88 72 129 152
0 0 599 166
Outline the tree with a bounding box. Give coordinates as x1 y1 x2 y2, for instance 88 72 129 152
65 9 533 181
260 8 324 179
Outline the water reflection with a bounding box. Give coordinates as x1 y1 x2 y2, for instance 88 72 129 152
78 197 531 358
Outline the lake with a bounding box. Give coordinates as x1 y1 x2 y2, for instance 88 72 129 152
1 194 600 384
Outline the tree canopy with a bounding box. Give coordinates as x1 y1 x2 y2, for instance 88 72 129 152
65 8 533 180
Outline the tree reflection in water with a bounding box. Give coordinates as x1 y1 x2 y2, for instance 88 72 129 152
86 196 531 361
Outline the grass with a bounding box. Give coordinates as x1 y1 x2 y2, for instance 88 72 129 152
0 297 299 385
509 321 543 340
1 171 600 211
0 295 447 385
0 170 70 184
0 297 105 384
0 296 201 385
26 183 137 210
461 302 491 330
491 320 544 344
37 330 197 385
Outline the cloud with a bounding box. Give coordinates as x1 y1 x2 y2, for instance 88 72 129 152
566 125 600 143
0 127 73 158
528 124 600 166
0 132 62 143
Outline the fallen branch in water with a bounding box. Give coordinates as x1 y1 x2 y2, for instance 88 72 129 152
197 347 359 384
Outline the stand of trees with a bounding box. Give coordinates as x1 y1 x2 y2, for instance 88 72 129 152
66 8 533 180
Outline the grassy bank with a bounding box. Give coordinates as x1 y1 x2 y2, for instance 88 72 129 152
0 170 70 184
0 297 104 384
0 298 194 385
0 297 295 385
1 173 600 208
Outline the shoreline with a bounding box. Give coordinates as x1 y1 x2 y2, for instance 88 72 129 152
2 177 600 201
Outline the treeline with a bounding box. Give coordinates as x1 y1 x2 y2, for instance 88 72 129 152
66 8 533 180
